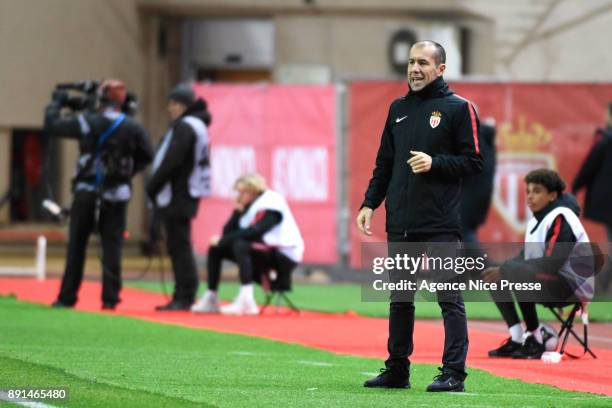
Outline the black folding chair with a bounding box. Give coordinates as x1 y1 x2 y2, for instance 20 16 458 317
259 268 299 315
542 242 604 359
545 302 597 359
250 245 299 315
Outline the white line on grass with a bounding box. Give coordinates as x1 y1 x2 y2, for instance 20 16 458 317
230 352 611 401
229 351 261 356
355 375 611 400
296 360 335 367
0 392 60 408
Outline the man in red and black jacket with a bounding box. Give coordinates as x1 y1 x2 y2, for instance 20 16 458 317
356 41 482 393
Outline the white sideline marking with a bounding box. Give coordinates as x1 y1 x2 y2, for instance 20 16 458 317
229 351 260 356
0 392 59 408
356 374 612 400
296 360 335 367
306 388 318 391
232 353 338 368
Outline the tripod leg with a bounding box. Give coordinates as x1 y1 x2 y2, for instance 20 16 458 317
259 292 274 315
281 292 299 313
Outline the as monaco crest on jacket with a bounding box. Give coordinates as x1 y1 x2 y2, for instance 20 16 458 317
429 111 442 128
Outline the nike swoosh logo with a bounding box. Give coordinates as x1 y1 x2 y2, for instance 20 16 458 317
396 116 408 123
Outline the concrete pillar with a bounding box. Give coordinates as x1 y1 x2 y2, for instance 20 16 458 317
0 128 10 223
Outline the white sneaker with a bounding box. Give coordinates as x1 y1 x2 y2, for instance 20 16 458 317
220 295 259 316
191 291 220 313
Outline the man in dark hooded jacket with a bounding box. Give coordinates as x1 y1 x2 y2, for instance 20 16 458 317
356 41 482 393
146 83 212 310
461 120 496 243
572 102 612 291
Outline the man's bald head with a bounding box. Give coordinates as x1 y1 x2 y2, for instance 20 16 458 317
407 41 447 91
411 41 446 66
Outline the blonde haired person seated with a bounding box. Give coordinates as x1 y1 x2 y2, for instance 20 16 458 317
192 173 304 315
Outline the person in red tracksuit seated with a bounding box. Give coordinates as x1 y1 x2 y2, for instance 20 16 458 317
484 169 593 359
191 173 304 315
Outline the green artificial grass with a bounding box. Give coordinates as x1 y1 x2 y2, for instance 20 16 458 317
1 297 610 407
0 356 207 407
126 280 612 321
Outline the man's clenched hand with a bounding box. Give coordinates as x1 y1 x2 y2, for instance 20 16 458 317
407 150 432 173
356 207 374 236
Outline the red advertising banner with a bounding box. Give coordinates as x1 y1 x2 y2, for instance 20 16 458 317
191 84 337 263
348 81 612 268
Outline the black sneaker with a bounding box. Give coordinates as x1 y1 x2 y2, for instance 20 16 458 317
512 335 544 359
488 337 522 358
51 300 74 309
102 302 117 310
363 368 410 389
155 301 192 311
426 367 465 392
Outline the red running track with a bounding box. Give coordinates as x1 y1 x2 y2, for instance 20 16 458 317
1 278 610 396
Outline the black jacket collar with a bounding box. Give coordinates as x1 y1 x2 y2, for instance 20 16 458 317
533 200 560 222
406 76 450 99
529 199 561 234
533 193 581 222
171 99 211 127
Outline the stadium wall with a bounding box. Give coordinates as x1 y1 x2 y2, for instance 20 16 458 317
1 0 611 250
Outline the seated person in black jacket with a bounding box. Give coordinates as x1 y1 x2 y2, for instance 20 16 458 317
483 169 593 359
192 173 304 315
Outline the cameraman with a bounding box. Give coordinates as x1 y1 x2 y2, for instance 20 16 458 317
146 83 212 311
46 79 153 310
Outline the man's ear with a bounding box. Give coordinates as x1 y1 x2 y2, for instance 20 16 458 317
437 63 446 76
